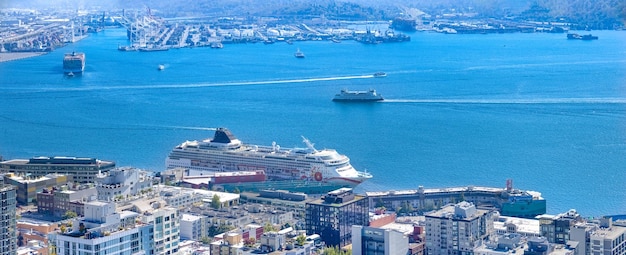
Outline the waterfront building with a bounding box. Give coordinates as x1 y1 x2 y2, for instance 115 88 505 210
36 184 97 217
3 173 69 205
351 225 409 255
366 182 546 218
95 167 153 202
305 188 369 248
0 156 115 183
425 201 497 255
0 184 17 255
537 209 583 244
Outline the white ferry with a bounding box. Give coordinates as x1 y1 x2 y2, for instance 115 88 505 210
332 89 384 102
166 128 372 186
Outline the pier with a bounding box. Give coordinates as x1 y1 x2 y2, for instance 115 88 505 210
366 181 546 218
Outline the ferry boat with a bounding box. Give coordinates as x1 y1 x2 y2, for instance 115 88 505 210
567 33 598 40
165 128 373 186
294 48 305 58
332 89 384 102
63 52 85 75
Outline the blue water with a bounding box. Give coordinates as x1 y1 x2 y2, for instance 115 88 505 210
1 29 625 217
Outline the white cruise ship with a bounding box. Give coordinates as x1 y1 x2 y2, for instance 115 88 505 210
166 128 372 186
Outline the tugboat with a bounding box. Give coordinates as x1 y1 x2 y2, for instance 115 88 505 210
294 48 305 58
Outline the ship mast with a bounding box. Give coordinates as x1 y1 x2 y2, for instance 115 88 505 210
301 136 318 153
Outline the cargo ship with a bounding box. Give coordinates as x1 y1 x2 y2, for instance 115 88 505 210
166 128 373 187
63 52 85 75
333 89 384 102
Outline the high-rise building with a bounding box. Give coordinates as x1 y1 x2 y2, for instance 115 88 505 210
0 184 17 255
305 188 369 248
352 225 409 255
425 201 496 255
49 200 180 255
140 207 180 255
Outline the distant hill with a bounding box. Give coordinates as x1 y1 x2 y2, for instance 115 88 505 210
5 0 625 29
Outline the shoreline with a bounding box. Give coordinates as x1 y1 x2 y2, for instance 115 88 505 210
0 52 48 63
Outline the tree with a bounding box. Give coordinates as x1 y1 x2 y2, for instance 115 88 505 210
211 194 221 209
63 210 77 220
296 234 307 246
208 224 235 237
323 246 351 255
264 222 277 232
201 236 211 244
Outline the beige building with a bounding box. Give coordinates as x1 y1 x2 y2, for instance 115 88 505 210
425 201 497 255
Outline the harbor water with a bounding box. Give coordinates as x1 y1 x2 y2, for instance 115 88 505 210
0 28 625 216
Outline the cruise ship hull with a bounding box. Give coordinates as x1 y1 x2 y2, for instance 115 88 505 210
166 128 372 187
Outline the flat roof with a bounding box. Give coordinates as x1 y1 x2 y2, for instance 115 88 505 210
306 194 366 207
494 216 540 235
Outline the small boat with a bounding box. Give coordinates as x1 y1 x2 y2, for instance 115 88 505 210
331 38 341 43
210 42 223 49
66 72 74 77
158 64 165 71
373 72 387 78
333 89 384 102
294 48 305 58
117 45 137 51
